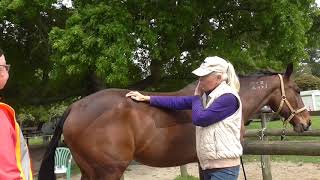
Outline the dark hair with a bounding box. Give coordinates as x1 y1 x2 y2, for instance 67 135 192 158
0 48 3 56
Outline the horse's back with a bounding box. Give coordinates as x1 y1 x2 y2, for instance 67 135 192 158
62 88 198 167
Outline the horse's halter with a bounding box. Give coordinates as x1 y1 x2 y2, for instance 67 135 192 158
275 74 307 125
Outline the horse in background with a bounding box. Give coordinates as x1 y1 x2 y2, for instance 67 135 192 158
38 63 310 180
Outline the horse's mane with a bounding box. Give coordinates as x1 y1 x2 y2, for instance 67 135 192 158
181 70 283 91
239 70 282 78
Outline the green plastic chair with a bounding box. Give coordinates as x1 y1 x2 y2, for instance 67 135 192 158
54 147 72 180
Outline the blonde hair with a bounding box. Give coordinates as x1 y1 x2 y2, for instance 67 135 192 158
210 62 240 92
225 62 240 92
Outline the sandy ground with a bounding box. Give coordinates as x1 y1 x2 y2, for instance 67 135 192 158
31 145 320 180
59 161 320 180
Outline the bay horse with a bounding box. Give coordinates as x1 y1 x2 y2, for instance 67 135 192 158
38 64 310 180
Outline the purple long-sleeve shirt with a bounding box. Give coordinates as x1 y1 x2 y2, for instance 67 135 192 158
150 93 239 127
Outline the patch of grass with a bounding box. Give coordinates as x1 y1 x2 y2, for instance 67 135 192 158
174 175 199 180
28 136 44 145
71 162 81 174
247 116 320 130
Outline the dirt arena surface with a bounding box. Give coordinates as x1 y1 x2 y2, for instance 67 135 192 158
105 162 320 180
31 145 320 180
58 162 320 180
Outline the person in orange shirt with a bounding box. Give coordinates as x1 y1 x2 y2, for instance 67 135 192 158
0 48 33 180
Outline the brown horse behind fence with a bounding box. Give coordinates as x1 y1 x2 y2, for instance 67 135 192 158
38 64 310 180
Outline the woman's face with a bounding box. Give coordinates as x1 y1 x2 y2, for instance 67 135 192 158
0 55 9 90
199 73 222 92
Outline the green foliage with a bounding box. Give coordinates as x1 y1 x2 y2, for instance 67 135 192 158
1 0 320 106
295 73 320 90
49 2 136 87
16 100 69 126
0 0 71 104
49 0 320 90
300 49 320 77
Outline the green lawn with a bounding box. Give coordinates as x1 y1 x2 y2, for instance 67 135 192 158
243 116 320 164
27 136 44 145
174 175 199 180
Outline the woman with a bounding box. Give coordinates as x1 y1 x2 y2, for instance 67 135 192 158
126 56 242 180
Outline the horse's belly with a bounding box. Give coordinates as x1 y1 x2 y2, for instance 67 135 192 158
134 128 198 167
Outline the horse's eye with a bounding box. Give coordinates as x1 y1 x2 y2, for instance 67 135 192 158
296 88 301 94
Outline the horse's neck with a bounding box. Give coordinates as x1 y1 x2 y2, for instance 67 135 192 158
240 76 278 121
177 81 198 95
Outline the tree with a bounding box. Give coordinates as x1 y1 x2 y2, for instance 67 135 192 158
301 49 320 76
303 3 320 77
0 0 72 104
1 0 320 106
49 0 320 91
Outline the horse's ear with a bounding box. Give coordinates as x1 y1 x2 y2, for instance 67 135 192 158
284 63 293 78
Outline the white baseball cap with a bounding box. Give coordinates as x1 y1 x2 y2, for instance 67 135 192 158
192 56 229 77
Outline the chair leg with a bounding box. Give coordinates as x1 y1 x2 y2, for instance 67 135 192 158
67 169 71 180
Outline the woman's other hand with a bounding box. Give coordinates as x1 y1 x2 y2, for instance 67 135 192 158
194 81 204 96
126 91 150 102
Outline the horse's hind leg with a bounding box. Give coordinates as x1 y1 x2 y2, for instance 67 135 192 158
70 150 94 180
75 150 131 180
79 167 89 180
80 174 89 180
94 161 130 180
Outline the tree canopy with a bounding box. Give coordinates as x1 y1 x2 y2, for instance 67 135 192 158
0 0 320 107
0 0 72 104
49 0 320 89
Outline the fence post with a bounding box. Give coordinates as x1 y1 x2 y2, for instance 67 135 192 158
180 165 188 177
260 111 272 180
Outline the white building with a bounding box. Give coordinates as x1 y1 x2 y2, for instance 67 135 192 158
300 90 320 111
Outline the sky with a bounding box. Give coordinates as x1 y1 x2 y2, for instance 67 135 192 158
61 0 72 8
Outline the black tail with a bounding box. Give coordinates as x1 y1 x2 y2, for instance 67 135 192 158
38 108 71 180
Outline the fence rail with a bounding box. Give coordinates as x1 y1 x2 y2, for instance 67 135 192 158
245 129 320 137
243 141 320 156
310 111 320 116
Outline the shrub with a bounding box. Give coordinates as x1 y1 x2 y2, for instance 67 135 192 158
295 74 320 90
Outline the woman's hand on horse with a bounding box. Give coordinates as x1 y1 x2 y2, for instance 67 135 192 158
126 91 150 102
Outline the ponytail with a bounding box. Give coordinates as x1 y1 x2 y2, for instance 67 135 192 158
226 63 240 92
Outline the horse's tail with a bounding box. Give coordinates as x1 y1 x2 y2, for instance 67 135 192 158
38 108 71 180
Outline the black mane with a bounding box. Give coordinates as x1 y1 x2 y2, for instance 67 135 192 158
239 70 282 77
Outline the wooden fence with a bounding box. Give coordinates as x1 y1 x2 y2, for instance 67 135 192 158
241 111 320 180
178 111 320 179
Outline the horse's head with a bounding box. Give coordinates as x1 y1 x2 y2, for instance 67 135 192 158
269 63 311 132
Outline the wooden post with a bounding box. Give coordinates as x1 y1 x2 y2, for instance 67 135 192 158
260 112 272 180
180 165 188 176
